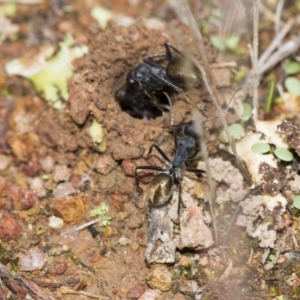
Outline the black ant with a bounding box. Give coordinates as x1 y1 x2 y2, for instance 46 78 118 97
144 43 202 93
116 43 202 120
116 63 173 119
135 120 205 208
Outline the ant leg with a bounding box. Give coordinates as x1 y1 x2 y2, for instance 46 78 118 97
164 43 183 60
148 70 183 93
148 70 194 105
186 167 206 176
135 165 166 190
143 53 167 67
148 144 171 163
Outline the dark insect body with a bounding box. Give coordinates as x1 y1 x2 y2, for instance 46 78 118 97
135 120 204 207
147 173 174 207
115 63 173 119
116 43 202 119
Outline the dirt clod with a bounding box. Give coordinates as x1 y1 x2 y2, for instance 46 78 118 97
0 211 22 238
111 143 143 160
53 165 71 183
126 283 146 299
53 261 68 275
51 195 87 224
121 159 137 176
146 265 173 292
93 154 116 175
19 247 47 271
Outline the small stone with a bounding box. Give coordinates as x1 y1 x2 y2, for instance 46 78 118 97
93 154 115 175
19 247 47 271
111 143 141 160
6 133 34 162
173 293 186 300
49 216 64 230
40 156 55 173
130 242 140 252
126 283 146 300
138 289 162 300
53 261 67 275
0 154 11 171
53 182 77 199
118 236 130 246
103 226 112 237
57 131 78 152
199 256 209 267
127 214 143 229
18 188 39 210
62 245 68 251
0 211 22 238
121 160 136 176
177 191 214 250
146 265 172 292
28 177 46 197
178 255 192 267
51 195 87 224
68 82 93 125
53 165 71 183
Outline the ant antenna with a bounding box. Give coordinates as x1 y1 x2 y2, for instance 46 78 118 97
202 87 243 124
225 87 242 115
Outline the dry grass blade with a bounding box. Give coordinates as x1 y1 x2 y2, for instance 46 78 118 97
192 109 219 245
252 0 259 123
174 0 252 185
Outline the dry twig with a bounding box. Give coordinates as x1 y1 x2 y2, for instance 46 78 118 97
251 0 259 124
0 263 58 300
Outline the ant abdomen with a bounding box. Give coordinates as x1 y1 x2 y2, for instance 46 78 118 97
148 173 174 208
167 58 201 89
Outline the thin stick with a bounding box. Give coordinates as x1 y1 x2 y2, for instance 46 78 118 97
192 109 219 246
177 0 252 184
275 0 285 37
258 19 293 67
259 37 300 76
252 0 259 124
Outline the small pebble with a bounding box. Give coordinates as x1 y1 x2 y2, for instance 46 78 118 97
121 160 136 176
0 154 11 171
62 245 69 251
103 226 112 237
53 165 71 183
53 261 67 275
146 265 172 292
126 283 146 300
28 177 46 197
18 188 39 210
19 247 47 271
40 156 55 173
53 182 76 199
138 289 162 300
0 212 22 238
118 236 130 246
199 256 209 267
51 195 87 224
178 255 192 267
127 214 143 229
130 242 140 252
49 216 64 230
93 154 115 175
